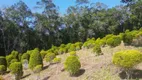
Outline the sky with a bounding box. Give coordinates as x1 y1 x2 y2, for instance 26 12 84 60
0 0 122 14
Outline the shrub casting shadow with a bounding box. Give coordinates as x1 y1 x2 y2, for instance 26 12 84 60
119 69 142 79
43 65 49 70
71 69 85 77
42 76 50 80
21 73 31 79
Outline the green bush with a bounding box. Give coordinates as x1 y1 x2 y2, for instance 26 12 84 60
122 30 134 45
45 52 56 63
69 51 77 56
75 42 83 50
6 55 14 67
21 53 30 61
10 59 18 64
52 57 61 63
40 50 47 59
68 44 76 52
82 38 95 49
64 56 81 75
29 49 43 70
58 48 67 54
113 50 142 69
11 50 19 59
9 62 23 80
93 45 102 56
33 65 42 73
0 65 6 74
18 54 22 61
106 36 121 47
0 56 7 67
113 50 142 79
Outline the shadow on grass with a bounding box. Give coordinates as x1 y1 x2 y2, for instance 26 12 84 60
42 76 50 80
21 73 31 79
119 69 142 79
71 69 85 77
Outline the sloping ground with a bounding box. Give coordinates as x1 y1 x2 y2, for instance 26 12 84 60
3 43 142 80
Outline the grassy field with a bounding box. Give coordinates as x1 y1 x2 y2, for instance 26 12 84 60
3 42 142 80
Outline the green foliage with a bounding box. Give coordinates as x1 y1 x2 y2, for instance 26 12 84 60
0 65 6 74
106 36 121 47
69 51 77 56
21 53 30 61
18 54 22 61
64 56 81 75
45 52 56 63
11 50 19 59
83 38 95 49
68 44 76 52
52 57 61 63
29 49 43 70
75 42 83 50
0 56 7 67
58 47 67 54
6 55 14 67
113 50 142 69
10 59 18 64
33 65 42 73
93 45 102 56
122 30 134 45
40 50 47 59
9 62 23 80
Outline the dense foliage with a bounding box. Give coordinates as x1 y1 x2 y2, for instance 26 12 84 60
64 56 81 75
0 0 142 55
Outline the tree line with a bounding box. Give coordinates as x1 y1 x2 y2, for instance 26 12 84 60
0 0 142 55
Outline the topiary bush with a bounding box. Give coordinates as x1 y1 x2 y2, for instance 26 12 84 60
112 50 142 79
0 56 7 67
106 36 121 47
0 65 6 74
40 50 47 59
69 51 77 56
9 62 23 80
21 53 30 61
6 55 14 67
33 65 42 73
52 57 61 64
29 49 43 70
64 56 81 76
10 59 18 64
68 44 76 52
11 50 19 59
122 30 134 45
45 52 56 63
93 45 102 56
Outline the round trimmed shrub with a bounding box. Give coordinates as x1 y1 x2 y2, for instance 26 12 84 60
113 50 142 69
64 56 81 75
0 65 6 74
33 65 42 73
10 59 18 64
69 51 77 56
106 36 121 47
93 45 102 56
6 55 14 67
0 56 7 67
11 50 19 59
52 57 61 63
40 50 47 59
45 52 56 63
29 49 43 70
21 53 30 61
122 30 134 45
68 44 76 52
9 62 23 80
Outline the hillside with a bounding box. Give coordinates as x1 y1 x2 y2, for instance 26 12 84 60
3 42 142 80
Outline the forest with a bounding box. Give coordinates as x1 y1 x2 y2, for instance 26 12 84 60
0 0 142 55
